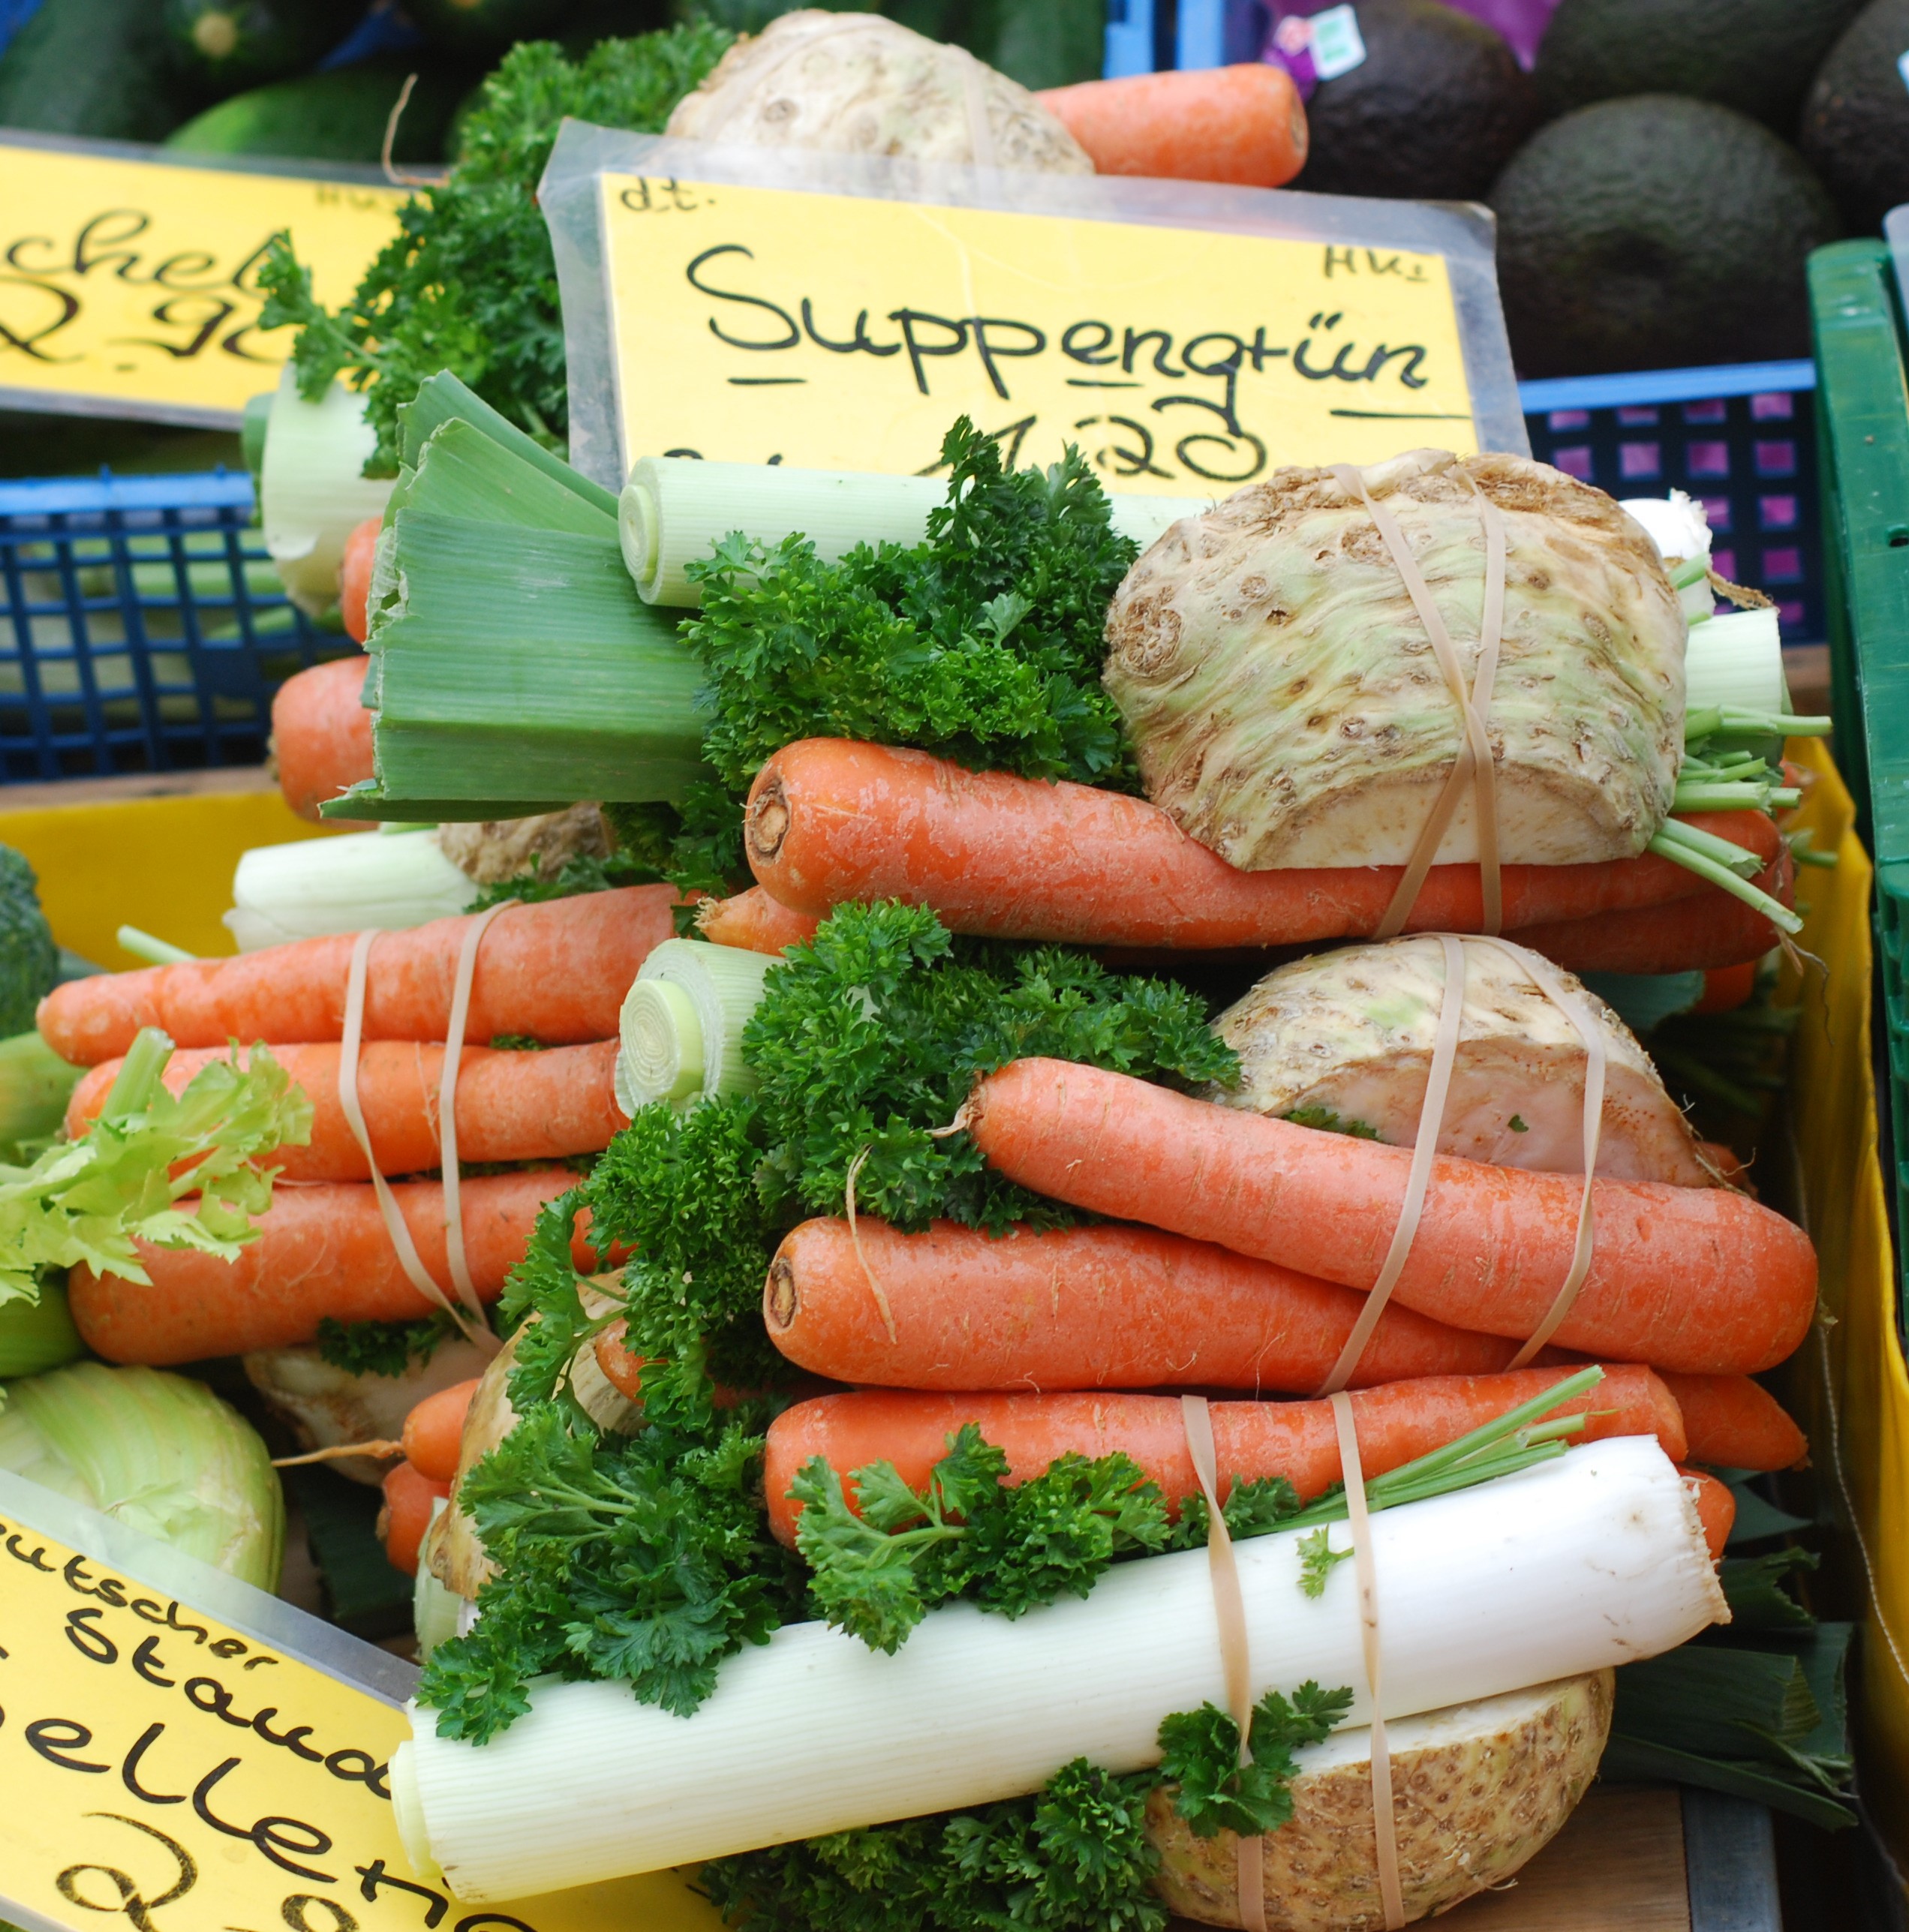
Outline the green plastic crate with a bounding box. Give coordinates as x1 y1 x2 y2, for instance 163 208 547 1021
1811 238 1909 1301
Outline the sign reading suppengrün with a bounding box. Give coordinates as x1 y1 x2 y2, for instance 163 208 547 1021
596 170 1481 493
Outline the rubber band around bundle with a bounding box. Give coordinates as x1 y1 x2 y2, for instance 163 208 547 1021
337 909 519 1357
1328 1391 1405 1931
1328 464 1506 941
1180 1393 1404 1930
1314 933 1610 1396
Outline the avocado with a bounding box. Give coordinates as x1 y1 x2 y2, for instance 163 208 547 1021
1800 0 1909 236
0 0 194 141
1490 95 1840 376
166 0 366 98
1290 0 1538 203
1534 0 1865 131
404 0 579 57
163 58 470 164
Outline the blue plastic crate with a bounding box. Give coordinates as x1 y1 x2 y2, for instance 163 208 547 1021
0 468 352 785
1520 359 1823 651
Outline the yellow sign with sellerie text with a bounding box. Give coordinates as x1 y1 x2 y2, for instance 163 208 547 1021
599 171 1479 492
0 1479 720 1932
0 140 404 428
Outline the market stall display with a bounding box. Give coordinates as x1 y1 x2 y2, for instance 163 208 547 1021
0 1 1881 1923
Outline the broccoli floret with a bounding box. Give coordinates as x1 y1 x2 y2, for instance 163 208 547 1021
0 846 60 1037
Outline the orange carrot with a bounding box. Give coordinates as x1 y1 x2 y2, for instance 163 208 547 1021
38 886 676 1066
696 885 822 957
1511 847 1795 976
744 740 1778 951
341 515 381 645
1681 1467 1736 1562
1695 963 1759 1014
272 654 375 825
402 1378 481 1486
968 1059 1819 1375
1661 1372 1808 1471
761 1367 1685 1549
595 1321 650 1401
68 1167 603 1363
1037 65 1307 188
68 1038 627 1182
380 1460 449 1577
766 1217 1550 1393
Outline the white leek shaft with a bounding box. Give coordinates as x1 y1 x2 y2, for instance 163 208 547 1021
260 369 393 615
1685 607 1785 718
615 938 777 1115
620 455 1201 606
392 1438 1721 1900
224 828 473 951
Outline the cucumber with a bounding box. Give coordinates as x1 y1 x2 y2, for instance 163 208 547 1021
163 58 471 164
0 0 194 140
405 0 579 57
166 0 366 98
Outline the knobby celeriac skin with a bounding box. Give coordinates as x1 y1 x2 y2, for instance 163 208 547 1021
1103 449 1686 869
1147 1672 1613 1930
1207 935 1716 1185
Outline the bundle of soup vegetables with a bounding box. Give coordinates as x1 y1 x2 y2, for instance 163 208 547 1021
26 372 1844 1926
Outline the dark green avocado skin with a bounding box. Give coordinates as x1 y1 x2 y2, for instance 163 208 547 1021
1291 0 1538 202
0 0 193 140
405 0 579 58
1490 95 1840 377
1800 0 1909 236
1534 0 1865 131
164 0 367 98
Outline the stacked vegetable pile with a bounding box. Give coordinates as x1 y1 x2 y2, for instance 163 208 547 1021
109 377 1810 1920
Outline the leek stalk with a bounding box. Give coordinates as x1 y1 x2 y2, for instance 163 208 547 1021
397 371 618 519
260 368 392 617
224 826 473 951
620 455 1204 608
1683 608 1785 717
615 938 777 1115
392 1437 1722 1900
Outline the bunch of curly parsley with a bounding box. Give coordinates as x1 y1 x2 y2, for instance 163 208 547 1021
257 26 732 475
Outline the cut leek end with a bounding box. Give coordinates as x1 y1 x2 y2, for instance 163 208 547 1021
622 979 706 1108
619 480 660 599
389 1738 443 1879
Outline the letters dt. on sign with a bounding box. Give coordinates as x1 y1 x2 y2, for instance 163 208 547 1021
0 1471 721 1932
0 138 405 428
553 133 1523 496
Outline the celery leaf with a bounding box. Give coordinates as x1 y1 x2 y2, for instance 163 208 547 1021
0 1031 310 1305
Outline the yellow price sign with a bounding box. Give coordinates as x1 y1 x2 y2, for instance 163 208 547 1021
0 138 405 428
0 1475 720 1932
597 170 1481 493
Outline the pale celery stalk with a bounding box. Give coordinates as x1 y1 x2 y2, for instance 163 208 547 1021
117 925 194 965
616 939 777 1116
620 455 1203 607
1649 821 1802 933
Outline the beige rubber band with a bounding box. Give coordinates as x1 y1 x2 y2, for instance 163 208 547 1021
1181 1395 1268 1932
1329 1392 1405 1932
339 930 492 1351
1315 934 1469 1396
1330 466 1505 940
1475 939 1607 1367
439 900 516 1338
